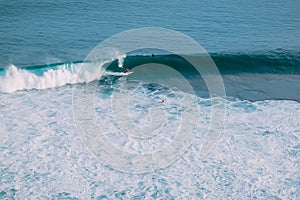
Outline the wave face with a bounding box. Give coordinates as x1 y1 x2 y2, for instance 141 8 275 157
211 49 300 74
109 49 300 75
0 50 299 101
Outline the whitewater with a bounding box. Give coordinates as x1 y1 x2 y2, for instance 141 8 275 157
0 54 127 93
1 82 299 199
1 0 299 199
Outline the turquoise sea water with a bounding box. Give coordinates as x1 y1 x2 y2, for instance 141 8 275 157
1 0 299 66
0 0 299 199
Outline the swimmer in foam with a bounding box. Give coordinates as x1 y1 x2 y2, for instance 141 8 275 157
159 99 165 103
125 68 129 73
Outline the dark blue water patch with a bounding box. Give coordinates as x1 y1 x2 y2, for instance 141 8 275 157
262 131 275 136
114 190 127 198
53 192 80 200
96 195 108 200
198 99 212 107
231 101 257 113
0 188 17 199
288 144 300 157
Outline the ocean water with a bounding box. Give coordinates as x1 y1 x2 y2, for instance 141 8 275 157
1 0 300 199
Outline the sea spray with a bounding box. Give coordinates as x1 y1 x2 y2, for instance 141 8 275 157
0 63 104 93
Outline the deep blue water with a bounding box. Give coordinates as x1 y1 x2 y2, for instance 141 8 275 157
0 0 299 66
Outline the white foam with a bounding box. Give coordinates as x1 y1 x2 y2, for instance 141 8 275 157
0 53 127 93
0 84 299 198
0 63 104 93
117 54 126 68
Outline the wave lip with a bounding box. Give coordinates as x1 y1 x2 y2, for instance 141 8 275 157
0 54 127 93
0 62 105 93
0 65 78 93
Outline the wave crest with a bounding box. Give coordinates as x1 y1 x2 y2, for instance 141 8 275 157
0 64 101 93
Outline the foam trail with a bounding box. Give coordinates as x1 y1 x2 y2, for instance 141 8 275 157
103 71 133 76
